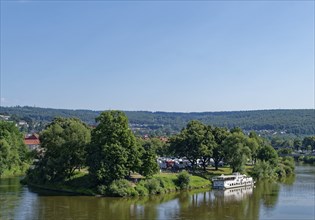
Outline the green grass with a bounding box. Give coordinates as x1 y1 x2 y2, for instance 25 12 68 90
153 172 211 191
190 175 211 188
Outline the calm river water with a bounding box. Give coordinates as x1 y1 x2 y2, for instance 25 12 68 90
0 164 314 220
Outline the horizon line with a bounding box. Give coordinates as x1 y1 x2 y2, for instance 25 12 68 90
0 105 314 114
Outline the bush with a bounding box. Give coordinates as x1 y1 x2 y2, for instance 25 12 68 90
303 156 315 164
280 156 295 175
275 164 286 178
143 178 163 194
107 179 138 197
251 161 276 180
176 171 191 189
97 185 108 195
135 184 149 196
283 165 293 175
297 156 304 161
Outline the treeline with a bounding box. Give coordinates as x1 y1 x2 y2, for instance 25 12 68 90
1 106 314 136
0 121 31 177
271 135 315 151
169 121 295 180
25 111 161 196
25 111 295 194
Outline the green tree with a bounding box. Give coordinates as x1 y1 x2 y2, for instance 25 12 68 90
87 111 142 185
211 127 228 170
247 131 265 164
277 148 293 155
257 144 278 166
0 121 30 177
29 118 91 182
140 137 168 157
138 138 161 177
302 136 315 151
293 138 302 151
169 121 215 171
271 137 285 148
223 130 251 172
139 148 159 177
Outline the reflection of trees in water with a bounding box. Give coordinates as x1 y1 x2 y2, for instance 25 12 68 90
29 183 281 220
280 174 296 185
2 176 294 220
0 177 24 220
255 181 280 209
169 189 256 220
152 181 282 220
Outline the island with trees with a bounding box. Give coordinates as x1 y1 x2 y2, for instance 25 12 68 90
23 111 210 196
15 110 298 197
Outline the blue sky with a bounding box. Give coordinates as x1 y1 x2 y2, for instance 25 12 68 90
0 1 314 112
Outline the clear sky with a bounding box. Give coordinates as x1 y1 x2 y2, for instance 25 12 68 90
0 1 314 112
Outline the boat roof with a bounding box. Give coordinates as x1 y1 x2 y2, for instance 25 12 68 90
213 173 247 179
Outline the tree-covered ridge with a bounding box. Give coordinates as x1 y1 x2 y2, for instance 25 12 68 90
0 106 314 135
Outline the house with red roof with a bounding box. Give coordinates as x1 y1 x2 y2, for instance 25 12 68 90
24 133 40 151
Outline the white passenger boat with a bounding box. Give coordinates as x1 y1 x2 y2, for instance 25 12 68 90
212 172 254 189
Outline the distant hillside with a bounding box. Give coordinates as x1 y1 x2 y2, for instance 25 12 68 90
0 106 314 136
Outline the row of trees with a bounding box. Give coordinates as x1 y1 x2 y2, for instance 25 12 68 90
27 111 159 186
169 120 295 180
271 136 315 151
26 111 295 187
169 121 278 173
0 121 31 177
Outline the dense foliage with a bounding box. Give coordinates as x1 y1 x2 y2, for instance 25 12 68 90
298 155 315 164
169 121 215 171
87 111 151 185
176 171 191 189
26 118 91 183
168 120 296 179
223 130 251 173
1 106 314 135
0 121 30 177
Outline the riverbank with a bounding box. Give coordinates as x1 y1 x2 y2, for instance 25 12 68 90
22 171 211 197
0 166 29 179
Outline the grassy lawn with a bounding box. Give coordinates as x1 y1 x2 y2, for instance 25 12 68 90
153 172 211 190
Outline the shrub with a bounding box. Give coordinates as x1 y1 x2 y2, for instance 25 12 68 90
251 161 276 180
275 164 286 178
107 179 138 197
303 156 315 164
144 178 163 194
135 184 149 196
176 171 191 189
283 165 293 175
97 185 107 195
280 156 295 175
297 156 304 161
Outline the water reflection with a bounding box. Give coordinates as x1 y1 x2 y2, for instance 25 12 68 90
0 177 24 220
1 165 314 220
213 186 253 202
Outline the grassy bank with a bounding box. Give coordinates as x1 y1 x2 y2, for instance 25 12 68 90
23 171 211 197
153 172 211 191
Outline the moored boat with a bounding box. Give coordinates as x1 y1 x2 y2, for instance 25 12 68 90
212 172 254 189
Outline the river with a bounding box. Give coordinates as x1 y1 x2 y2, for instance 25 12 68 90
1 164 314 220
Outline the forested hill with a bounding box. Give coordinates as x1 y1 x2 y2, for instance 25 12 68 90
0 106 314 136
